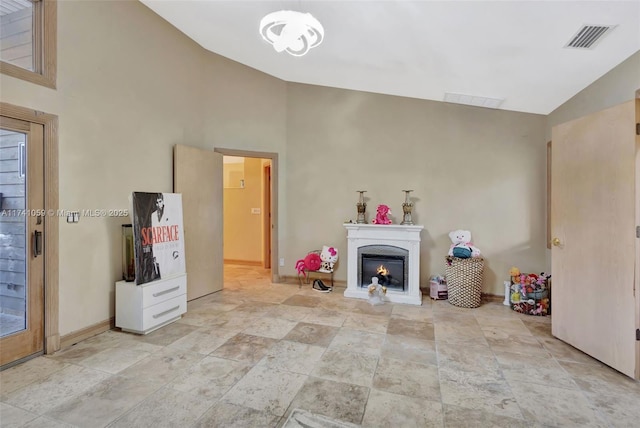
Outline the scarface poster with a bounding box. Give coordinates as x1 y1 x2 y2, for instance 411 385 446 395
131 192 186 285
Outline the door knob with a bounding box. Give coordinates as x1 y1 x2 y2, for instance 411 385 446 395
552 237 561 247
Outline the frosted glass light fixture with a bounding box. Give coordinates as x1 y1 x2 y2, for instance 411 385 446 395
259 10 324 57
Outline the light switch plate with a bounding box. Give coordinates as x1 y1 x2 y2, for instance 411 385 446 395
251 208 261 215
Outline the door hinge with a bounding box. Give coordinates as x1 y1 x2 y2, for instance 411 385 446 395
637 329 640 341
636 123 640 135
637 226 640 238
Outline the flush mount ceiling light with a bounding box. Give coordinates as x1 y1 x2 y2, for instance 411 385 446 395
259 10 324 57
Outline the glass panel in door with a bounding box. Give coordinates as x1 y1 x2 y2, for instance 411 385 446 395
0 117 44 367
0 128 27 337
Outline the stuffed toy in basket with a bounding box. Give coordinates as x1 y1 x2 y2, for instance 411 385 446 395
448 230 481 259
445 230 483 308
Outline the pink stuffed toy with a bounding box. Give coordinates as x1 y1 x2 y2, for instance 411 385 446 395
295 253 321 279
372 204 392 224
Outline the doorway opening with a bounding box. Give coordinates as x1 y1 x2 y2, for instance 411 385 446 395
215 149 278 287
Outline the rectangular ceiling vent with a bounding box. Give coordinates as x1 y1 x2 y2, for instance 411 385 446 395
443 93 504 109
565 25 616 49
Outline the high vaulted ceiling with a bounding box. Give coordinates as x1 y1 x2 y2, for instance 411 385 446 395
140 1 640 114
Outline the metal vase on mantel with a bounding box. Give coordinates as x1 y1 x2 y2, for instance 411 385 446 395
356 190 367 224
401 190 414 225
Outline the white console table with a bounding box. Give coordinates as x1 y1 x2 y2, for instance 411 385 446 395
115 273 187 335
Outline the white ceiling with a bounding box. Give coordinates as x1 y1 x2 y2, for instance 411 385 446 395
140 0 640 114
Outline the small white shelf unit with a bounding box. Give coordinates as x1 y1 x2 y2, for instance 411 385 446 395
115 273 187 335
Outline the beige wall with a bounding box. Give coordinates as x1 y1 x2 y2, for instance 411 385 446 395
201 51 288 272
0 0 286 335
545 50 640 271
223 161 245 189
285 84 547 295
547 51 640 135
223 158 264 262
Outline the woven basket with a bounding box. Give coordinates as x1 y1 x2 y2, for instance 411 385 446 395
445 257 484 308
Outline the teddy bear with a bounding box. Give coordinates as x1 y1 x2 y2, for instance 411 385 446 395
367 277 387 306
318 245 338 273
447 230 481 258
372 204 392 225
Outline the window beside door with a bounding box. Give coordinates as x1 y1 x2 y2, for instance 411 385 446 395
0 0 57 88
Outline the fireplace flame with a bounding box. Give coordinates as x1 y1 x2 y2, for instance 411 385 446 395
376 265 389 276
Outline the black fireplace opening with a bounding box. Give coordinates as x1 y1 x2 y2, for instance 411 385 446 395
361 254 405 291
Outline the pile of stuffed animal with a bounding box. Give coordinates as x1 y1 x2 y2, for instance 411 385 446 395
509 267 551 316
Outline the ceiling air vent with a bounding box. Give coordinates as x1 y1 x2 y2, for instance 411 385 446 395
443 93 504 109
565 25 616 49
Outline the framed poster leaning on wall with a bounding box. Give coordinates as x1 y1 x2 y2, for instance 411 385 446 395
131 192 186 285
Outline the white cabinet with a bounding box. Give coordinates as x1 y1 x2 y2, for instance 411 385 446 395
115 273 187 335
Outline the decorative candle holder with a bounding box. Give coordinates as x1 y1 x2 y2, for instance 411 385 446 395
356 190 367 224
401 190 414 225
122 224 135 282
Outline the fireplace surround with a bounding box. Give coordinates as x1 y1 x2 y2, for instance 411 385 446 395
344 223 423 305
359 246 408 291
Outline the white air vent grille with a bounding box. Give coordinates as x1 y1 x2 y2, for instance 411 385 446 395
565 25 615 49
443 93 504 109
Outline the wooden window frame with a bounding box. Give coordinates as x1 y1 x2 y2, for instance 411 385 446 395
0 0 57 89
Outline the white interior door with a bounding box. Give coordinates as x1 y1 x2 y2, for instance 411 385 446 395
551 100 638 379
174 145 223 300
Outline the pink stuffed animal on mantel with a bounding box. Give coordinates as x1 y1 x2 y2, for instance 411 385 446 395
372 204 392 224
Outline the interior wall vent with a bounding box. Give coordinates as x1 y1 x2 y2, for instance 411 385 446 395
565 25 616 49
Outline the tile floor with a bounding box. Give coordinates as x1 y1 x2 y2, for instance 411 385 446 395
1 264 639 427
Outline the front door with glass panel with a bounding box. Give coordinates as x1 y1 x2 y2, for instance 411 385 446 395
0 117 45 367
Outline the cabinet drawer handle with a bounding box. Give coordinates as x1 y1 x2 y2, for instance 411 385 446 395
152 286 180 298
152 306 180 319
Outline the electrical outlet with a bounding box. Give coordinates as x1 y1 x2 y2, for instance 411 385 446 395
279 258 285 267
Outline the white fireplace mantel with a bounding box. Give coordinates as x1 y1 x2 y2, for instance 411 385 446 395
343 223 424 305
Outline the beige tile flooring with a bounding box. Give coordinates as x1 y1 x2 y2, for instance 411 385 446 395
2 264 640 427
